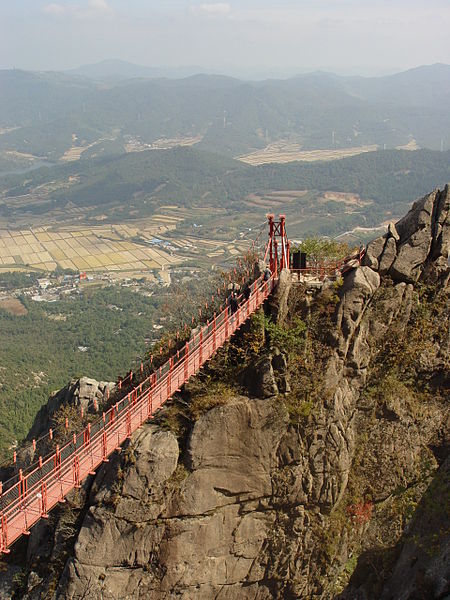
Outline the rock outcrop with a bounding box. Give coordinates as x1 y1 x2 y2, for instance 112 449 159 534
2 186 449 600
363 184 449 284
54 398 290 600
28 377 115 441
379 456 450 600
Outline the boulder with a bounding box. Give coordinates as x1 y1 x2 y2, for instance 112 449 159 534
388 221 400 241
73 377 110 412
378 236 397 274
27 377 115 442
362 235 386 270
242 355 278 398
362 186 449 284
335 266 380 357
429 184 450 277
269 268 291 323
389 187 449 282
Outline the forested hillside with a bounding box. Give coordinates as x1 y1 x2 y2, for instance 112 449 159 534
0 287 157 452
1 64 449 163
2 147 450 235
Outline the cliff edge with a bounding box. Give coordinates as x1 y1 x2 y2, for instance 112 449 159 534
1 186 449 600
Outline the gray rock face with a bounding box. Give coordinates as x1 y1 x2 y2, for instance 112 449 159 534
27 377 115 442
363 185 450 283
388 221 400 242
362 235 386 270
243 355 279 398
0 565 22 600
57 398 289 599
378 456 450 600
60 426 179 599
378 236 397 274
272 348 290 393
7 377 116 471
269 267 291 323
334 266 380 358
74 377 115 412
184 398 287 512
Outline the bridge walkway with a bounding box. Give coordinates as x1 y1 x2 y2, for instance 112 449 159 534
0 275 275 554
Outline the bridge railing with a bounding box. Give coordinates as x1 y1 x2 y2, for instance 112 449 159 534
0 275 275 554
290 247 365 280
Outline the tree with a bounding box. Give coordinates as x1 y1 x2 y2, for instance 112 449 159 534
293 238 353 266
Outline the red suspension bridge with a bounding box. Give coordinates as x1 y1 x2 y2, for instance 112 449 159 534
0 215 362 554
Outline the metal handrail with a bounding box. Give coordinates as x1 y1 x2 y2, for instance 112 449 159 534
0 275 275 554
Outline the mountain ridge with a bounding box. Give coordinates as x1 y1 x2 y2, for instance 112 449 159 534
1 63 449 160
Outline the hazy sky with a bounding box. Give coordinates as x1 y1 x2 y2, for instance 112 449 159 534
1 0 449 76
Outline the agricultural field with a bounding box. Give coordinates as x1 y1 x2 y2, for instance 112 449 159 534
2 145 446 273
239 189 380 240
124 134 203 153
0 297 27 316
238 141 379 165
154 190 379 247
0 204 256 275
395 138 420 151
60 144 96 162
0 222 183 273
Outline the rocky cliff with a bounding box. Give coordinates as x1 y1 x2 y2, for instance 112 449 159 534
1 186 449 600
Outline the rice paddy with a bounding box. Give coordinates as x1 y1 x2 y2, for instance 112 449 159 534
0 207 253 274
0 222 182 273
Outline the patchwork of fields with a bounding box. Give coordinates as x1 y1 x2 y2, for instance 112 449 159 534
0 205 254 274
0 222 182 273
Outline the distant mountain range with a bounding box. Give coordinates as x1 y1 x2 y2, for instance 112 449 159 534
67 59 213 81
0 63 449 163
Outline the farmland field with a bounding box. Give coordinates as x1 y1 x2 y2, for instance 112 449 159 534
0 206 257 275
238 142 379 165
0 222 183 273
0 297 27 315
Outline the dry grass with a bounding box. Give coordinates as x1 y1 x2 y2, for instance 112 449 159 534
60 134 99 162
125 134 203 153
244 190 308 209
320 191 372 207
189 381 236 420
0 297 28 316
60 145 91 162
0 203 260 274
395 138 420 151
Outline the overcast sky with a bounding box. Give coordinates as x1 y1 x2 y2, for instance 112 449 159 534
1 0 449 77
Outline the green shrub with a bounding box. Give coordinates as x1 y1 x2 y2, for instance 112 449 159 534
189 381 235 420
292 238 353 265
284 396 313 422
264 315 306 356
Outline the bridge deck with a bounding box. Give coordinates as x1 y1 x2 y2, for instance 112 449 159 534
0 276 275 554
